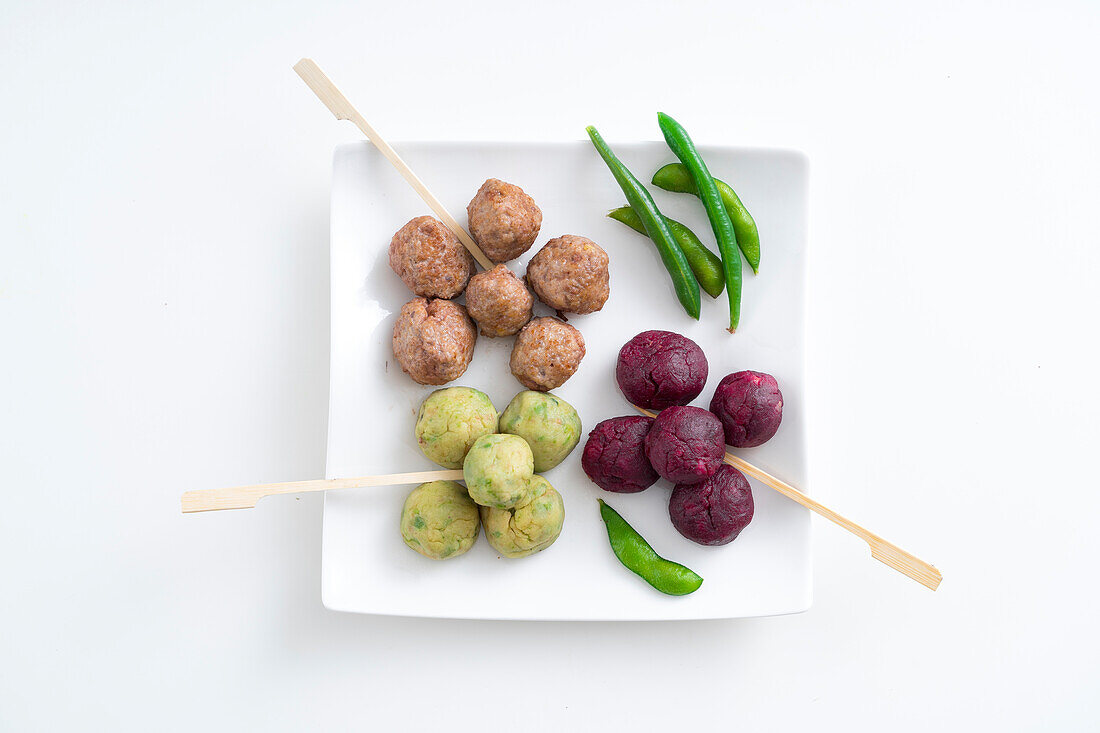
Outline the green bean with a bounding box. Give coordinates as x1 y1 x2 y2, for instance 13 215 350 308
656 113 742 333
598 499 703 596
651 163 761 274
585 125 701 320
606 207 725 299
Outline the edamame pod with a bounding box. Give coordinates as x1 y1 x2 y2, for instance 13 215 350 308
586 125 701 320
656 113 742 332
607 206 725 299
651 162 761 274
598 499 703 596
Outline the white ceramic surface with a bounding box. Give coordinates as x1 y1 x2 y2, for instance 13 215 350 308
323 141 809 620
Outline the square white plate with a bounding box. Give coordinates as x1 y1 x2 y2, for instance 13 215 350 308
323 141 809 620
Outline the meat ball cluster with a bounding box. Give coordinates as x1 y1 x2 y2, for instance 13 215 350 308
581 331 787 547
388 179 608 391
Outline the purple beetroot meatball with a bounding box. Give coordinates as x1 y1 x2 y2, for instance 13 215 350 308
669 464 754 546
644 405 725 485
709 371 784 448
616 330 708 410
581 416 658 494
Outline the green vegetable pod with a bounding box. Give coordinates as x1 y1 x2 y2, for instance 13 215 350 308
656 112 742 333
651 162 760 274
585 125 701 320
598 499 703 596
607 206 725 299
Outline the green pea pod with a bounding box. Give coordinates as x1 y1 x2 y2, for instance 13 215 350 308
586 125 701 320
607 207 725 299
651 162 761 274
656 113 742 333
598 499 703 596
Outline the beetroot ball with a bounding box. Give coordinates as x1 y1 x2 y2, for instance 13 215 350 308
710 371 784 448
644 405 725 485
582 416 659 494
616 330 708 410
669 465 754 546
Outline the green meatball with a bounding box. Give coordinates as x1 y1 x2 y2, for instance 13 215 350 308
499 390 582 472
462 433 536 509
400 481 481 560
415 387 499 469
480 476 565 558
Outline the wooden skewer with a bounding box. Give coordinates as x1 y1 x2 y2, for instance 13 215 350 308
634 406 942 590
180 469 462 514
293 58 494 271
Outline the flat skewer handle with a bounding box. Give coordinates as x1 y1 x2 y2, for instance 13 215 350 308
180 469 462 514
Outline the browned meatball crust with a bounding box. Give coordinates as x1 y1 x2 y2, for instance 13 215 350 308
392 298 476 385
465 264 534 337
509 317 585 391
466 179 543 263
525 235 610 314
389 216 475 299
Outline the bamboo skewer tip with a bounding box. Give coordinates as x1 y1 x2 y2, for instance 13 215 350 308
632 403 940 590
292 58 494 270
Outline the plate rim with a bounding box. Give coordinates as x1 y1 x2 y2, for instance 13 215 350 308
321 139 812 621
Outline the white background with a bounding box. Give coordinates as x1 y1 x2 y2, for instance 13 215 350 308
1 1 1097 730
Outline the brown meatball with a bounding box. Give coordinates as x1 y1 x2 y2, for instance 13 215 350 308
526 235 610 314
510 317 585 391
389 216 475 298
466 179 542 263
392 298 476 385
465 264 534 337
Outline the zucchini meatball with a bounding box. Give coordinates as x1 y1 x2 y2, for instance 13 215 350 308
462 434 536 510
400 480 480 560
392 297 476 385
526 235 610 314
466 178 542 263
464 264 534 337
480 476 565 558
499 390 582 472
414 387 499 469
389 215 475 299
509 317 585 391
